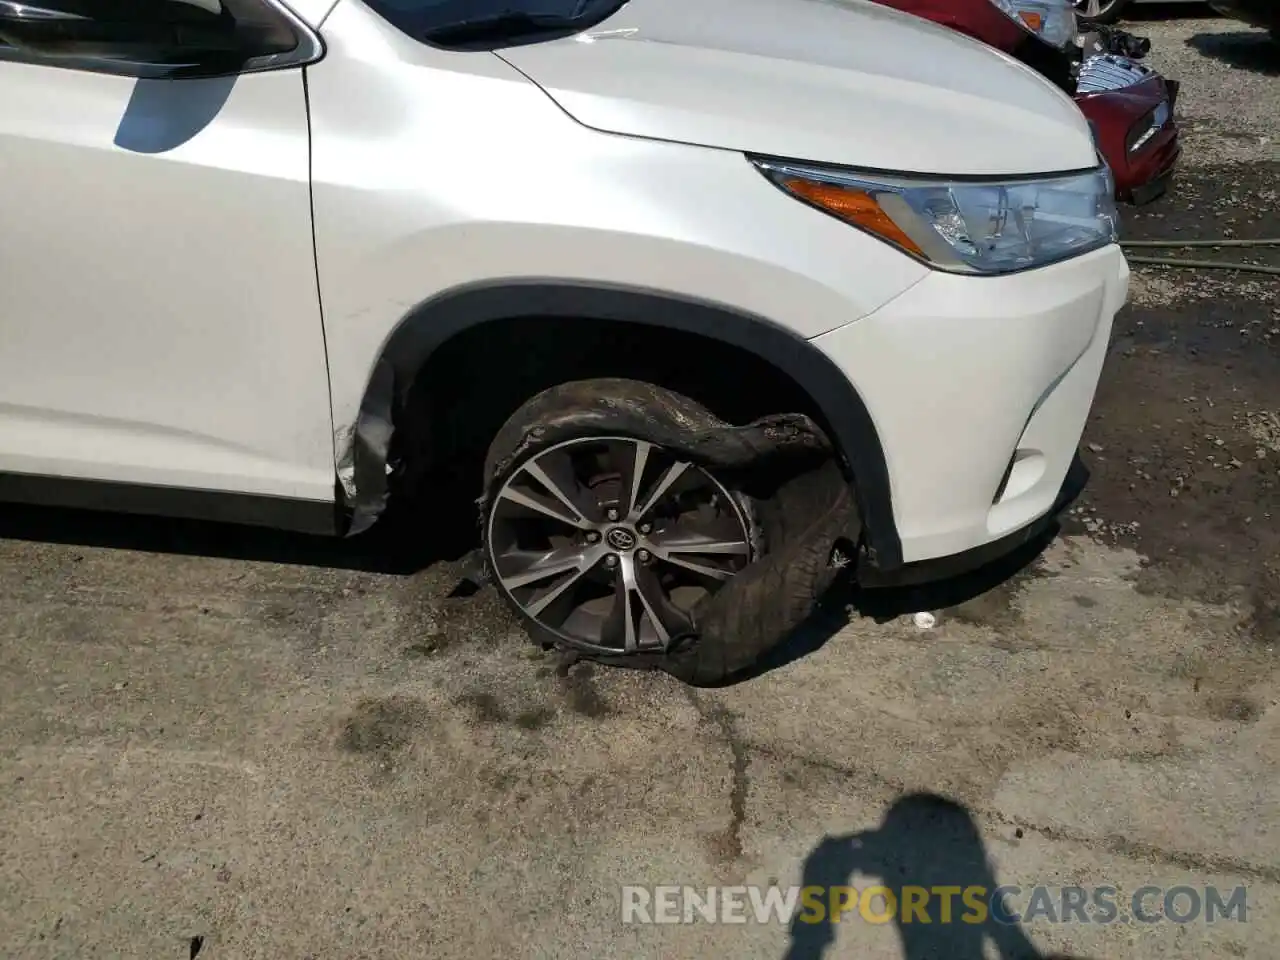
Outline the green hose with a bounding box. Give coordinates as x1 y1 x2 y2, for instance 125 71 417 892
1124 256 1280 276
1119 237 1280 276
1121 238 1280 248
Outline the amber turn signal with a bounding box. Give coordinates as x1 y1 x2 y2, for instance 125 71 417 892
780 177 924 257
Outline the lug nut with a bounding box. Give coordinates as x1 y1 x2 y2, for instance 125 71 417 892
604 554 619 568
606 508 620 522
586 530 601 543
637 549 651 563
638 522 652 534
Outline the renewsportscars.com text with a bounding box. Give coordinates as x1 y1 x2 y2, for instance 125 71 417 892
620 884 1248 926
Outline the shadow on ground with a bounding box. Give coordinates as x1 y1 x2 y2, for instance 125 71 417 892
724 523 1061 686
1186 30 1280 74
0 483 476 576
0 480 1061 682
783 793 1090 960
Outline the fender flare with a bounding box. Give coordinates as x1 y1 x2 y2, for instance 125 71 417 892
340 280 903 570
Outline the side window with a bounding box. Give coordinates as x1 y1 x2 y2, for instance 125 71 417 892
0 0 321 78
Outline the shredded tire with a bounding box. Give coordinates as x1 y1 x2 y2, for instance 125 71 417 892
479 378 862 685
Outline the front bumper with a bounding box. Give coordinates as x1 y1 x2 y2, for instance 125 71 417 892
857 453 1088 588
812 243 1129 568
1076 71 1181 206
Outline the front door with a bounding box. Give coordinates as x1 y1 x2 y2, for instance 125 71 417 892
0 1 336 515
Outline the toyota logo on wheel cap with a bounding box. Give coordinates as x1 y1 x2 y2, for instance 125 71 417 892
605 527 637 550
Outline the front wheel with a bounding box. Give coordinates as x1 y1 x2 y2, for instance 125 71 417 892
1072 0 1131 24
480 378 859 685
487 432 755 656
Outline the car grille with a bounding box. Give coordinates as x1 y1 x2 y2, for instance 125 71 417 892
1076 54 1155 93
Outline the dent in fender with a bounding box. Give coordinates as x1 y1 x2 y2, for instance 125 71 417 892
336 357 394 536
335 281 904 569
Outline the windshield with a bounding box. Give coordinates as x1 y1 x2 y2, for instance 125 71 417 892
363 0 633 48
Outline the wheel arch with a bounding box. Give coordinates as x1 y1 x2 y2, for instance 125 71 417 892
337 280 903 569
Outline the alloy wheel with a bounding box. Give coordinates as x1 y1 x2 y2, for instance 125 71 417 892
1073 0 1121 19
486 436 753 654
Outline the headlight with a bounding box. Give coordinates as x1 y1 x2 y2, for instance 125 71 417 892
989 0 1077 50
752 158 1118 275
1088 124 1117 194
1126 99 1171 154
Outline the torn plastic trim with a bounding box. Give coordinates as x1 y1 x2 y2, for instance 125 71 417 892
335 357 395 536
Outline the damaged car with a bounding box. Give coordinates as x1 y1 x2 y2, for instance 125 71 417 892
872 0 1181 204
0 0 1128 685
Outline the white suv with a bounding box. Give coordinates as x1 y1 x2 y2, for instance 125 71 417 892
0 0 1128 684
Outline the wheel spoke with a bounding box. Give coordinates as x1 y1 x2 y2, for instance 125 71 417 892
649 532 751 557
521 456 591 526
653 550 737 582
638 561 695 645
622 554 673 648
602 555 686 650
604 556 639 651
524 547 605 617
498 486 591 531
498 544 592 590
629 460 689 522
649 529 750 584
621 439 653 518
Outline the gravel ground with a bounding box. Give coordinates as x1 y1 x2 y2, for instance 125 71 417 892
1133 5 1280 165
1080 5 1280 632
2 10 1279 960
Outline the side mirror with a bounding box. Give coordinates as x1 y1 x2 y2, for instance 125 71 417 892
0 0 300 75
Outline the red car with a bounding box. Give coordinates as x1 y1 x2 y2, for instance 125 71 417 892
873 0 1180 204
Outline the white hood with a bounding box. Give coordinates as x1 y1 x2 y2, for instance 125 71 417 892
498 0 1097 176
